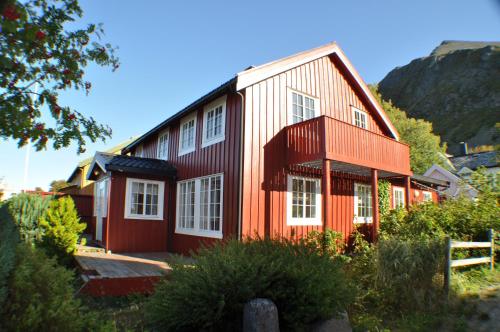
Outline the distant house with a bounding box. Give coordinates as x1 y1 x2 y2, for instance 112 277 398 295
61 137 137 235
424 143 498 199
84 42 447 255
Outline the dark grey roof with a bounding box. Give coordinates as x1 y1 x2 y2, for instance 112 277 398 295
122 78 236 154
411 174 449 188
449 151 498 171
87 152 176 180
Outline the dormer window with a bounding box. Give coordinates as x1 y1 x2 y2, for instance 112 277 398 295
157 129 169 160
288 89 319 124
179 114 197 156
202 96 226 148
352 107 368 129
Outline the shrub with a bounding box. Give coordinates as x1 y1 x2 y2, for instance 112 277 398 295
0 205 19 314
5 193 52 244
303 228 346 258
146 238 353 331
375 237 445 311
39 196 87 264
2 244 113 332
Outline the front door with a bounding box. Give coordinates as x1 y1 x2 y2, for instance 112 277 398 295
95 178 108 242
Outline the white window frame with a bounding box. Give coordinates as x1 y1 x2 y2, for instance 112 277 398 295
124 178 164 220
175 173 224 239
135 144 144 157
178 113 197 156
423 191 432 202
157 129 170 160
202 95 226 148
353 183 373 224
393 187 406 208
351 106 368 129
286 175 322 226
287 88 320 125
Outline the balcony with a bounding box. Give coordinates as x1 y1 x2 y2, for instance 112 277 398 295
285 116 412 176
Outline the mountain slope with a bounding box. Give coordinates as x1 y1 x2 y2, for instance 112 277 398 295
378 41 500 154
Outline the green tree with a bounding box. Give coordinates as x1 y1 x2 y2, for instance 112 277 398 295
39 196 86 264
0 0 119 153
49 179 70 192
370 86 448 174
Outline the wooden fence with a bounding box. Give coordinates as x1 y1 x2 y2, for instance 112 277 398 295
443 229 497 293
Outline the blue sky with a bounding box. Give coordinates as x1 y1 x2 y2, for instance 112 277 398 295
1 0 499 194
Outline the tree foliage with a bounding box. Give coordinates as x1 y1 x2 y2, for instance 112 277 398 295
370 85 448 174
0 0 119 153
49 179 70 192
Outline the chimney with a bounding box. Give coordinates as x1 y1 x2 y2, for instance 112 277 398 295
459 142 468 155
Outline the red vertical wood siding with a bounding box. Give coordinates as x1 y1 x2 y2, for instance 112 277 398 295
106 172 170 252
241 54 400 240
131 93 242 254
389 180 440 208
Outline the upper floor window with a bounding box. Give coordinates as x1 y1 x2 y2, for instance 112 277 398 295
354 183 372 223
124 178 164 220
393 187 405 208
202 96 226 147
352 106 368 129
179 114 197 156
157 129 169 160
287 175 321 226
288 89 319 124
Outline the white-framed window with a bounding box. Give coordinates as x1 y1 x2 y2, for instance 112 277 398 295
135 145 144 157
176 173 223 238
354 183 372 223
286 175 321 226
202 96 226 148
423 191 432 202
178 114 197 156
352 106 368 129
288 88 319 124
157 129 169 160
393 187 405 208
124 178 164 220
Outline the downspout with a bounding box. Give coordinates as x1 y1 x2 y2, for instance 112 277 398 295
236 90 245 241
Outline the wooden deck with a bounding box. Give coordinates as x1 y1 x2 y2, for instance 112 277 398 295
74 248 186 296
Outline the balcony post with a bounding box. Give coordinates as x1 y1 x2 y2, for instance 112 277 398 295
404 176 411 208
322 159 331 230
371 169 379 242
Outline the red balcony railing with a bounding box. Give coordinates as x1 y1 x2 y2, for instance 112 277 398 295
286 116 411 175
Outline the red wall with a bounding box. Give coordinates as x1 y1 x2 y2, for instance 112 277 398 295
105 172 171 252
132 93 242 255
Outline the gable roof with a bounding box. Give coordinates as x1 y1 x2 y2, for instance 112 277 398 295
449 151 498 171
236 42 399 140
123 42 400 154
87 152 177 181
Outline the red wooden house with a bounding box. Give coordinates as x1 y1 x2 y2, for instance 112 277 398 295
87 43 447 255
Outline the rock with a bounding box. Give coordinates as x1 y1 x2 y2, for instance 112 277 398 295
310 311 352 332
243 298 279 332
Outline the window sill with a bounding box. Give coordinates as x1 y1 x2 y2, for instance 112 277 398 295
125 214 163 221
353 217 373 224
287 218 322 226
201 135 225 148
178 147 195 157
175 228 223 239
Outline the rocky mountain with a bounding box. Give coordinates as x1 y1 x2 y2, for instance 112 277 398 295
378 41 500 155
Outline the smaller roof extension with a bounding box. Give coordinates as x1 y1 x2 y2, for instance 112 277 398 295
87 152 177 181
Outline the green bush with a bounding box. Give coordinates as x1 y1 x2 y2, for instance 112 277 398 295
39 196 86 264
146 238 353 331
0 205 19 313
5 193 52 244
2 244 113 332
303 228 346 258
